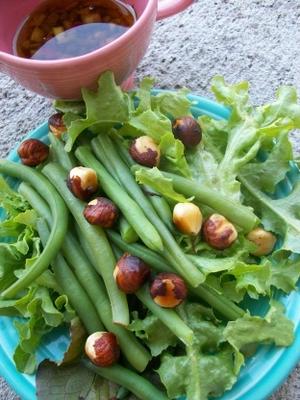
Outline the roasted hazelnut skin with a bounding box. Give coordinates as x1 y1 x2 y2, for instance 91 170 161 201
18 139 49 166
48 113 66 138
173 202 202 235
114 253 151 294
150 273 187 308
129 136 160 167
172 116 202 148
85 332 120 367
203 214 238 250
83 197 119 227
247 228 276 256
67 166 98 200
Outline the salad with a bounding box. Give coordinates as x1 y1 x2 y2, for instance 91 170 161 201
1 72 300 400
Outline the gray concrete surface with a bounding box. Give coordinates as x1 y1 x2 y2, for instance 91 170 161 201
0 0 300 398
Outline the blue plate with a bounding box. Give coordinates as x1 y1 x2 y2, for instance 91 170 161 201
1 93 300 400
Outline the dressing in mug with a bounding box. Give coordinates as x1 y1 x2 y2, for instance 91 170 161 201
14 0 136 60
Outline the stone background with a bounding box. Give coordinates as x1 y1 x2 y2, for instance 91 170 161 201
1 0 300 398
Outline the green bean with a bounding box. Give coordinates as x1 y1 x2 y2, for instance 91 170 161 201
91 140 140 244
37 218 103 334
0 160 68 299
75 146 163 253
82 359 168 400
18 182 52 222
91 136 120 181
63 233 151 371
147 192 174 233
111 243 124 260
117 387 130 399
93 137 174 233
107 231 244 320
48 132 76 171
119 216 139 244
19 182 151 371
136 285 194 346
194 284 245 320
42 162 129 326
91 135 174 232
107 230 172 273
112 136 135 167
113 139 175 232
90 136 204 287
132 166 259 232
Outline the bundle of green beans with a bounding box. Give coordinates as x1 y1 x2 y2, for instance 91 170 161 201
0 129 247 400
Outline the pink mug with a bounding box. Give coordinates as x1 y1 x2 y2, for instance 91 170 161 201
0 0 193 99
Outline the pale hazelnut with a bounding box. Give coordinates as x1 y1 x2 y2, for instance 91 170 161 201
203 214 238 249
83 197 119 227
67 166 98 200
85 332 120 367
150 273 187 308
18 139 49 166
129 136 160 167
173 203 202 235
113 253 151 294
247 228 276 256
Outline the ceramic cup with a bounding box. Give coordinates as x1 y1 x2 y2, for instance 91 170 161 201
0 0 193 99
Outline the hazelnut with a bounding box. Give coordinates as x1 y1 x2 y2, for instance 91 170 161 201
18 139 49 167
247 228 276 256
129 136 160 167
113 253 151 294
48 113 66 138
203 214 238 250
173 203 202 235
172 116 202 148
83 197 119 227
85 332 120 367
150 273 187 308
67 166 98 200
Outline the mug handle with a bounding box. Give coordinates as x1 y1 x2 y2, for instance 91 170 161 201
156 0 193 20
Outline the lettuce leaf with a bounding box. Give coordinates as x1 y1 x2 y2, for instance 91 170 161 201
121 109 191 176
159 132 191 177
158 348 238 400
0 181 74 373
134 77 192 118
0 286 75 374
0 204 39 291
238 131 300 253
36 360 122 400
188 245 249 275
64 71 129 151
151 88 192 118
158 300 293 400
119 77 191 176
224 301 294 357
134 76 154 113
135 167 189 203
204 254 300 303
157 303 240 400
128 313 177 356
240 134 293 194
53 99 85 115
222 260 271 299
197 77 300 201
186 143 220 189
0 176 29 217
269 252 300 292
241 173 300 253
